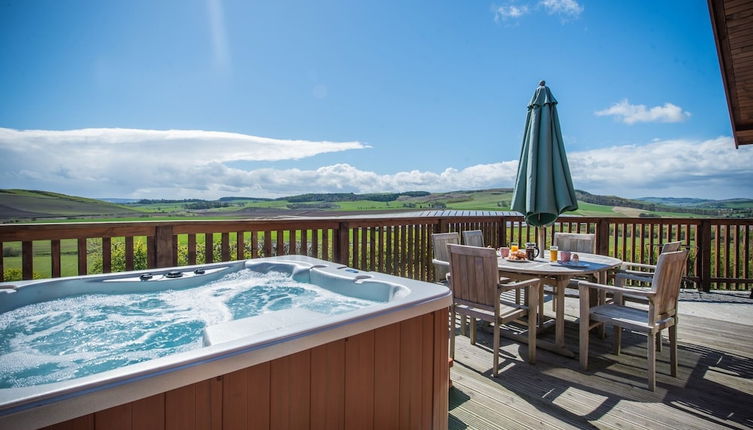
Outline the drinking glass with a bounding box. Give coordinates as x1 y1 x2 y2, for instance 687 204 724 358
549 246 558 262
509 242 519 253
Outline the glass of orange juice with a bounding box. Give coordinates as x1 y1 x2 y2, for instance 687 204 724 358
549 245 558 262
509 242 519 253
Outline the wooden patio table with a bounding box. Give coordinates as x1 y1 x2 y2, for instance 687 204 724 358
497 252 622 357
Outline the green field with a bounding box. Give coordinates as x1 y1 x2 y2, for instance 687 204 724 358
2 231 329 279
0 189 141 218
3 188 752 225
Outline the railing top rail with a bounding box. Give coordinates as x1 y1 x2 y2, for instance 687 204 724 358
1 213 751 242
0 218 341 241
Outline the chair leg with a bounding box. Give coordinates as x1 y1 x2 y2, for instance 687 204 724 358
647 331 656 391
670 324 678 377
656 332 663 352
579 303 590 370
527 285 538 364
470 317 477 345
460 315 467 336
613 325 622 355
597 289 606 339
492 321 500 377
450 307 456 360
538 290 545 328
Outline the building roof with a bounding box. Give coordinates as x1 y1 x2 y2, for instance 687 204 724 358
708 0 753 147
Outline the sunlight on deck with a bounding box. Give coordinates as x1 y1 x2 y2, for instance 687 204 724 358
448 295 753 429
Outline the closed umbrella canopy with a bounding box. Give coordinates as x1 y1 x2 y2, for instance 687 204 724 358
511 81 578 227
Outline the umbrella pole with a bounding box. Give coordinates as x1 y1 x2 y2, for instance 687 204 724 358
538 226 547 256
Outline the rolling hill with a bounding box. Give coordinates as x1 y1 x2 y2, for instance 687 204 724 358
1 188 752 223
0 189 142 220
639 196 753 209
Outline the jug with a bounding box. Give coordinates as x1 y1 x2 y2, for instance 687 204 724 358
525 242 540 260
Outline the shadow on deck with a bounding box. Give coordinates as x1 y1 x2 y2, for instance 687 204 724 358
448 308 753 429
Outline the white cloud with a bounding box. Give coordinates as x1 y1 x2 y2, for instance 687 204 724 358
0 127 368 198
595 99 691 124
495 4 529 21
1 129 750 200
567 136 752 198
540 0 583 17
494 0 582 22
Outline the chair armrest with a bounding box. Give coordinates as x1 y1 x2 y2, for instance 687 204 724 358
620 262 656 271
578 280 656 298
432 259 449 269
499 278 541 292
615 270 653 281
617 269 654 276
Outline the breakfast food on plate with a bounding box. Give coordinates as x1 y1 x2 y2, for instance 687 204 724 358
507 250 527 261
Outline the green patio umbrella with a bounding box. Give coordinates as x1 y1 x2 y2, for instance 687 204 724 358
511 81 578 237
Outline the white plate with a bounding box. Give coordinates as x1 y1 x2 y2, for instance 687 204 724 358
505 258 529 263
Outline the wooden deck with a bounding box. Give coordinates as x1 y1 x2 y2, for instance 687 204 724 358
448 298 753 429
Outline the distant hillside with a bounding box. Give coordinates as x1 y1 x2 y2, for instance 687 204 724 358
278 191 431 203
638 197 753 210
99 198 141 204
637 197 713 207
576 191 753 217
218 196 273 202
2 188 752 222
0 189 141 220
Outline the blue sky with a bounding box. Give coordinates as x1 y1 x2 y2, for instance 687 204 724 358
1 0 751 199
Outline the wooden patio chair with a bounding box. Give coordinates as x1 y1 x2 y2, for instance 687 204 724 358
431 232 460 283
578 249 689 391
462 230 484 247
553 232 596 253
614 241 684 352
447 244 541 376
545 233 599 313
616 241 683 285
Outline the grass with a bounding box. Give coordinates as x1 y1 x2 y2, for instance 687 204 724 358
2 230 328 278
4 188 746 225
0 189 140 217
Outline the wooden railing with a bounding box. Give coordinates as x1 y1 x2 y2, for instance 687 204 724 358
1 215 751 292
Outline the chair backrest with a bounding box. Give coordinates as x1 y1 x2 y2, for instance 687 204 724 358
660 241 682 253
651 250 689 318
432 232 460 281
462 230 484 247
447 244 499 310
554 233 596 253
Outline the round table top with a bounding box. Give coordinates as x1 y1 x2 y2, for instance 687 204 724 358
497 252 622 277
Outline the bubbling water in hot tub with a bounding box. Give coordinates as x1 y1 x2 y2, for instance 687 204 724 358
0 269 375 388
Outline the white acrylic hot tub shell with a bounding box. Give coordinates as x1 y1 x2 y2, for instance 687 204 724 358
0 255 451 430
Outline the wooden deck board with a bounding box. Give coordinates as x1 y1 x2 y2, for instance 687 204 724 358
448 308 753 429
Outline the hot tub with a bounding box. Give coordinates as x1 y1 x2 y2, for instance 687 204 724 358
0 256 452 429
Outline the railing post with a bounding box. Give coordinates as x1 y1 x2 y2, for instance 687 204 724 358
438 218 449 233
699 220 712 293
596 219 610 256
22 241 33 280
499 216 507 246
77 239 87 276
334 222 350 266
155 225 175 268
